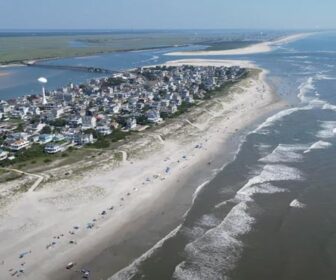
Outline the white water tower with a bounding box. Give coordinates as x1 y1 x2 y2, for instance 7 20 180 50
38 77 48 105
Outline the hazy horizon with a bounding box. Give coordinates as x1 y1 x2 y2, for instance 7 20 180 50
1 0 335 30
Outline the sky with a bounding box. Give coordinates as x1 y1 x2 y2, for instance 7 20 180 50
0 0 335 30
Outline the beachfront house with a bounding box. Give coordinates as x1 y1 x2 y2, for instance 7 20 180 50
74 133 94 145
44 143 63 154
9 139 30 151
96 126 112 136
126 118 137 129
146 110 162 123
0 149 9 161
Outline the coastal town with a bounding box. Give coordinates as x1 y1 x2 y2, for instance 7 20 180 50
0 65 246 165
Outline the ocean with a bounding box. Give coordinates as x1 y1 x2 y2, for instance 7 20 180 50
2 31 336 280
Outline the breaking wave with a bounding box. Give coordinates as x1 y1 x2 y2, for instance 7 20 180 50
173 202 254 280
259 144 308 163
254 107 303 135
290 199 306 209
317 121 336 139
304 141 332 153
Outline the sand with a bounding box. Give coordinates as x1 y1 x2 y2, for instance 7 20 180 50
166 33 313 56
0 59 286 280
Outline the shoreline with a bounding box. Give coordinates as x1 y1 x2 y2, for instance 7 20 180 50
166 33 314 56
0 59 286 280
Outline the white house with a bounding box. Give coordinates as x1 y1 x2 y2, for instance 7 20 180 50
147 110 162 123
82 116 97 129
9 140 30 151
74 133 94 145
0 149 8 161
45 143 63 154
96 126 112 136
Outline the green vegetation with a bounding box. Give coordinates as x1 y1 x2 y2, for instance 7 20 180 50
0 32 207 65
0 169 23 183
87 129 131 149
0 30 272 65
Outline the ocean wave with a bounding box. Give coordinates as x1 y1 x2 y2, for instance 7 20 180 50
304 141 332 153
183 214 222 240
255 143 273 157
253 107 302 134
173 202 254 280
237 182 287 198
290 199 306 208
234 164 302 203
317 121 336 138
173 162 303 279
298 76 315 103
316 74 336 80
243 164 303 190
259 144 308 163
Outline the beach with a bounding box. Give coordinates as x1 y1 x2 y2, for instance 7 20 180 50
0 59 285 280
166 33 312 56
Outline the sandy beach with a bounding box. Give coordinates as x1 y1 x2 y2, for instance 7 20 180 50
166 33 313 56
0 59 286 280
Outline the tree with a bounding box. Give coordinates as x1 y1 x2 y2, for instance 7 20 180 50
15 123 24 132
41 125 52 134
50 118 67 127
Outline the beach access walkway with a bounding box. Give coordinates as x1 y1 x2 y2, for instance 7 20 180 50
0 167 44 192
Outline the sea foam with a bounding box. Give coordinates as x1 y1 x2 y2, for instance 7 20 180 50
173 202 254 280
254 107 302 134
317 121 336 139
290 199 306 208
298 76 315 103
259 144 308 163
304 141 332 153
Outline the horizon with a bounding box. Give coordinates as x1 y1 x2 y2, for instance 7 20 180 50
1 0 336 30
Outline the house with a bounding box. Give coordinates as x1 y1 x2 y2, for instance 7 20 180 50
74 133 94 145
146 110 162 123
39 134 53 144
7 132 29 142
185 96 195 104
0 149 8 161
45 143 63 154
96 126 112 136
82 116 97 129
53 134 66 142
69 116 82 128
9 140 30 151
126 118 137 129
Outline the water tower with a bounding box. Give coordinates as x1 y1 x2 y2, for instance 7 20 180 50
38 77 48 105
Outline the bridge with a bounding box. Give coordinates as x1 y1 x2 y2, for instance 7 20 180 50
24 61 117 75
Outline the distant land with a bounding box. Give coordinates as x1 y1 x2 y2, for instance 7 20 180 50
0 30 289 65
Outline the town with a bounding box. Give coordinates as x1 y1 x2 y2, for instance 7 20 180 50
0 65 247 165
